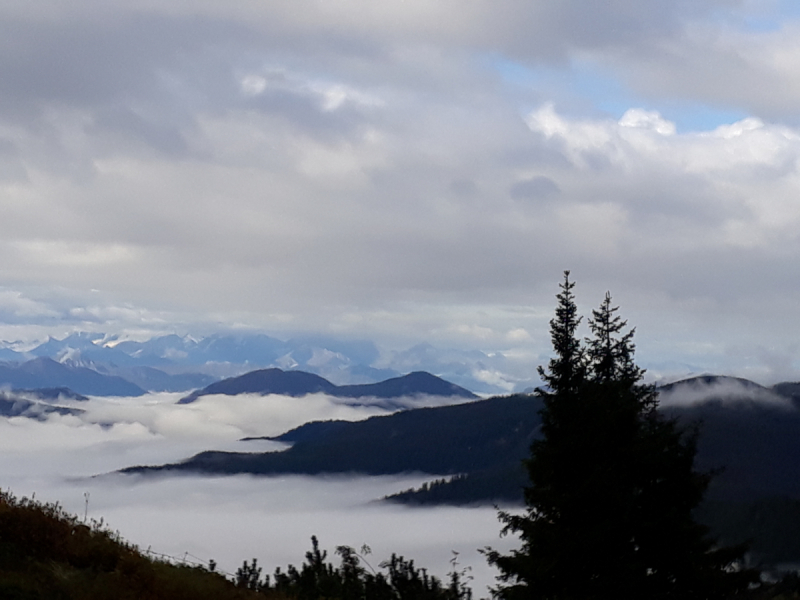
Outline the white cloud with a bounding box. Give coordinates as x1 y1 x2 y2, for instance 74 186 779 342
54 473 514 595
12 240 138 268
0 290 59 319
450 324 496 341
658 377 792 408
472 369 517 393
608 21 800 122
240 74 268 97
505 328 531 343
0 1 796 378
619 109 676 135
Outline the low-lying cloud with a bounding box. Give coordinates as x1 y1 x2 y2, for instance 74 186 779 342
1 392 515 595
658 377 793 409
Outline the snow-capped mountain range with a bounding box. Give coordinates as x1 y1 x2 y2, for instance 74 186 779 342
0 332 538 395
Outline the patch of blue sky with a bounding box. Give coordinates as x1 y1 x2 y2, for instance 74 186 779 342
655 102 749 134
707 0 800 33
569 60 750 133
488 54 749 134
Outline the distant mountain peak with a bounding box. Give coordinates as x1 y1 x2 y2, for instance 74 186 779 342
0 357 147 397
179 368 477 404
12 330 539 395
658 374 768 393
657 374 787 408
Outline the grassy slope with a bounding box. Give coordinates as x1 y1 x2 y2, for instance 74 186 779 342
0 489 274 600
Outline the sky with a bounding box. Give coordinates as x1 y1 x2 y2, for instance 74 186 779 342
2 1 800 381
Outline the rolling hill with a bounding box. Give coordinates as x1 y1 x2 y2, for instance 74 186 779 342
178 369 478 404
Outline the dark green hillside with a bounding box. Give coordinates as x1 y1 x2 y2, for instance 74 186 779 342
772 381 800 401
664 400 800 501
127 394 540 479
697 497 800 567
131 386 800 505
659 375 769 394
387 397 800 502
388 464 528 506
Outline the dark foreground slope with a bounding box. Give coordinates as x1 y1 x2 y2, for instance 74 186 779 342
0 490 473 600
0 490 264 600
178 369 477 404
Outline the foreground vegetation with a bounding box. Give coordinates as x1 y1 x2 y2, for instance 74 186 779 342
5 479 800 599
0 488 261 599
0 488 472 600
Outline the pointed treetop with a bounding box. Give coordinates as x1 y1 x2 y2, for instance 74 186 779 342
537 270 585 397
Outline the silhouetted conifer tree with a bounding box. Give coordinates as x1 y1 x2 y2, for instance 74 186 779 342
485 272 756 599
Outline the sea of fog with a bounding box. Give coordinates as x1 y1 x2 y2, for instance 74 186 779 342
0 392 518 596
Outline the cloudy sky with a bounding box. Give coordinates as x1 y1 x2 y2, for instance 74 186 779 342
1 1 800 381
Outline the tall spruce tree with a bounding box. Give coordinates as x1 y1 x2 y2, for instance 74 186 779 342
485 273 755 599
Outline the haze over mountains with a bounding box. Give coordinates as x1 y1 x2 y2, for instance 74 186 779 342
0 329 795 402
0 331 537 395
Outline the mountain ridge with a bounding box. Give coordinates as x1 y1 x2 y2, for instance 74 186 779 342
0 331 539 394
0 357 147 397
126 376 800 504
178 368 478 404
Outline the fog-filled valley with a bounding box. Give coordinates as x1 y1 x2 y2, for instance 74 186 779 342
8 349 800 598
0 391 516 595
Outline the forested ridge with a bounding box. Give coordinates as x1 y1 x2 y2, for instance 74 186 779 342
125 394 540 482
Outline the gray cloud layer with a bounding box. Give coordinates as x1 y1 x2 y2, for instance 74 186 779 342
0 2 798 380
